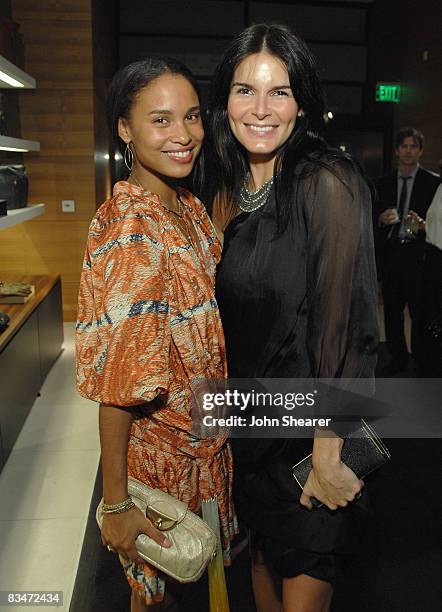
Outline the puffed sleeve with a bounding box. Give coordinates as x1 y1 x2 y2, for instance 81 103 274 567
304 160 379 422
76 203 171 407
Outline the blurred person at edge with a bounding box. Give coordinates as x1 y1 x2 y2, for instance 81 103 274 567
202 23 379 612
421 180 442 376
375 128 439 376
76 57 237 612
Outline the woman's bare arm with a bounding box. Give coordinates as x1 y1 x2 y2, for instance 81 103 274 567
99 403 132 504
99 404 171 561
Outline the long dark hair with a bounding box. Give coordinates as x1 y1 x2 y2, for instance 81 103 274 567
199 23 348 232
107 56 202 180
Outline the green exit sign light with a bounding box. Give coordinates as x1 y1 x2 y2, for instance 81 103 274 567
376 83 401 103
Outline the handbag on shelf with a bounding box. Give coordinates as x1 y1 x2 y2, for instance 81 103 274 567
96 476 217 583
292 418 391 506
0 310 10 333
0 165 29 210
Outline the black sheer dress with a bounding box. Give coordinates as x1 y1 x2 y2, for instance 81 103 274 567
215 158 379 583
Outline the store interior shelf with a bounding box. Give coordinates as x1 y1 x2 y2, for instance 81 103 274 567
0 134 40 152
0 204 45 230
0 55 36 89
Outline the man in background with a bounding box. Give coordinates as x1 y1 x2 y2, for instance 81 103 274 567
375 127 440 375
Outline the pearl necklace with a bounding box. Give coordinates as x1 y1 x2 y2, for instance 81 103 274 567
238 176 274 212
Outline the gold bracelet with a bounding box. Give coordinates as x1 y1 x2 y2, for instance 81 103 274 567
102 497 135 514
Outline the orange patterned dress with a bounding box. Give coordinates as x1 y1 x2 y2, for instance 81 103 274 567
76 181 237 604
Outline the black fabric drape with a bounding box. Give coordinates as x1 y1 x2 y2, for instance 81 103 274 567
215 158 379 575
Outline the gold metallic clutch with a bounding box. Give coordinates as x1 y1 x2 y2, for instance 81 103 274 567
96 477 217 583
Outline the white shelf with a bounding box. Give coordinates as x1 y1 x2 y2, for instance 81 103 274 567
0 135 40 152
0 55 36 89
0 204 45 230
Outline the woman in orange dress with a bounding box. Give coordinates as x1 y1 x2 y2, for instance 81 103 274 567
76 57 237 611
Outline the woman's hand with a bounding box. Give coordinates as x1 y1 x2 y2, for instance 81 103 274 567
300 433 363 511
101 505 172 564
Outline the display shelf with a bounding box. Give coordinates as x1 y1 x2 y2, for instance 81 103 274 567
0 134 40 152
0 275 63 469
0 55 36 89
0 204 45 230
0 274 60 352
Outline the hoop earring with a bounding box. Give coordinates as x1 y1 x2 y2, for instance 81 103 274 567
297 109 304 118
124 143 133 171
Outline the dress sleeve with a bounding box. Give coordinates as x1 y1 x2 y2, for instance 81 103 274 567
304 160 379 421
76 204 171 407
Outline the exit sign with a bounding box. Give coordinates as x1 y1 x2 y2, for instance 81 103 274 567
376 83 401 103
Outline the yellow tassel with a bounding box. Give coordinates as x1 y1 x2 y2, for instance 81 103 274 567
201 498 230 612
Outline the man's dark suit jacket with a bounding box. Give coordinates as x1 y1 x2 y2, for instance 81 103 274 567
374 167 440 265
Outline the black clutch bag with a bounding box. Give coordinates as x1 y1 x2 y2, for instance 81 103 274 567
292 419 391 504
0 164 28 209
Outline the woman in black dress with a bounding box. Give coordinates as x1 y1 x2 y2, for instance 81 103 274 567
204 24 379 611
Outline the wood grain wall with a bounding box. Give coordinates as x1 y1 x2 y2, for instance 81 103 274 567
0 0 97 322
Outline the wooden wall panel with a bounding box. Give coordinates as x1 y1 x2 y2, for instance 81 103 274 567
0 0 97 322
12 0 91 21
0 226 27 274
0 220 90 322
21 221 90 282
22 157 96 221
